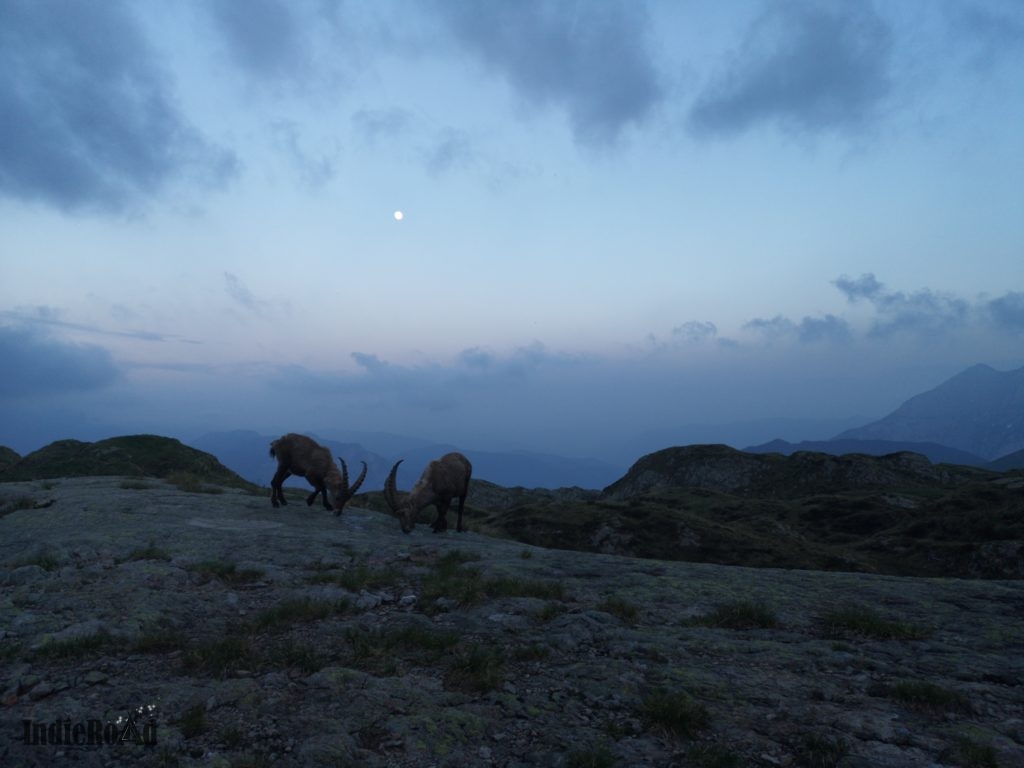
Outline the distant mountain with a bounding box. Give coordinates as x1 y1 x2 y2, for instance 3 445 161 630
745 438 987 467
189 431 625 491
835 363 1024 460
0 446 20 473
990 448 1024 472
0 435 252 488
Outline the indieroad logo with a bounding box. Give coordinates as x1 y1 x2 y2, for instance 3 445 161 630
22 706 158 747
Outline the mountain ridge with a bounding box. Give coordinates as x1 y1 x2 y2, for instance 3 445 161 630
836 363 1024 460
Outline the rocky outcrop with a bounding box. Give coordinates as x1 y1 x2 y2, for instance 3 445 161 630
600 444 992 500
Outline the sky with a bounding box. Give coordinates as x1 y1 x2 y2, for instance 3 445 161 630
1 0 1023 465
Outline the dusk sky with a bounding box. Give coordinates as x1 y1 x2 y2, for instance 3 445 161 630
1 0 1022 465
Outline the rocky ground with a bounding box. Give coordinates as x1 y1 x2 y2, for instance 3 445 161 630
1 477 1022 767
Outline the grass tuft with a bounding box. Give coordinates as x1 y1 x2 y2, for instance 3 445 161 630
692 600 778 630
870 679 973 715
599 595 640 624
640 688 710 741
796 732 849 768
820 605 928 641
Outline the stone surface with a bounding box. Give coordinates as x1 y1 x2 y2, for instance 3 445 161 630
0 476 1021 767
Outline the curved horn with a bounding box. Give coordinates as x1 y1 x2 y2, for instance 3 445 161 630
384 459 404 513
340 459 368 499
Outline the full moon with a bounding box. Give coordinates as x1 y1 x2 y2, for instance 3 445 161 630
393 210 404 221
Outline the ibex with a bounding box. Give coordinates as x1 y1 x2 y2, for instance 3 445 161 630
384 452 472 534
269 433 366 515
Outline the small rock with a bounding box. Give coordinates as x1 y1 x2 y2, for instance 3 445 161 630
82 670 108 685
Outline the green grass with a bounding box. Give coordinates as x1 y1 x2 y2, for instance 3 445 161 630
871 680 973 715
120 479 154 490
941 737 1001 768
796 733 849 768
484 576 565 600
169 470 224 494
564 743 617 768
264 639 326 674
0 495 36 518
119 542 171 562
187 560 264 584
182 635 258 678
599 595 640 624
640 689 710 740
11 552 60 571
820 605 928 641
692 600 778 630
179 703 207 738
685 745 741 768
306 562 402 591
445 644 505 693
252 597 344 630
32 630 113 660
344 623 459 672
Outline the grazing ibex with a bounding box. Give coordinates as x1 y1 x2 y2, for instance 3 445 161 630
384 452 472 534
269 433 366 515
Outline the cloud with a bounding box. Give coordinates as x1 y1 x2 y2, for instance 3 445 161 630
270 122 336 187
671 321 718 344
0 0 236 212
987 292 1024 332
0 307 189 344
0 325 120 397
690 1 892 137
351 108 414 144
832 273 970 337
206 0 306 81
953 2 1024 67
423 129 474 177
434 0 663 146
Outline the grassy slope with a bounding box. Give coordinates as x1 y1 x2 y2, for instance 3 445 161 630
0 435 256 490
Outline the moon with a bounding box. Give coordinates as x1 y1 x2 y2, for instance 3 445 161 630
393 210 404 221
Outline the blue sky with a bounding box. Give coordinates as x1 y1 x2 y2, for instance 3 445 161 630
1 0 1022 463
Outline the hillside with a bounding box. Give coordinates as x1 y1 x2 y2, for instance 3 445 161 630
469 445 1023 579
1 477 1021 767
837 363 1024 460
0 445 20 473
745 438 987 467
0 435 254 490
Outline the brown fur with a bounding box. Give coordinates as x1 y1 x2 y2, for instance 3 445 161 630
384 452 472 534
269 433 366 515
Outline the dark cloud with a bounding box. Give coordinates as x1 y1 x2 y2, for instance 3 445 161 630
797 314 852 344
0 307 186 344
0 325 120 397
206 0 305 80
423 129 474 177
834 273 885 302
671 321 718 344
690 2 892 137
434 0 663 146
832 273 969 337
270 122 336 187
223 272 273 316
0 0 236 212
987 292 1024 332
351 109 414 144
954 2 1024 66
